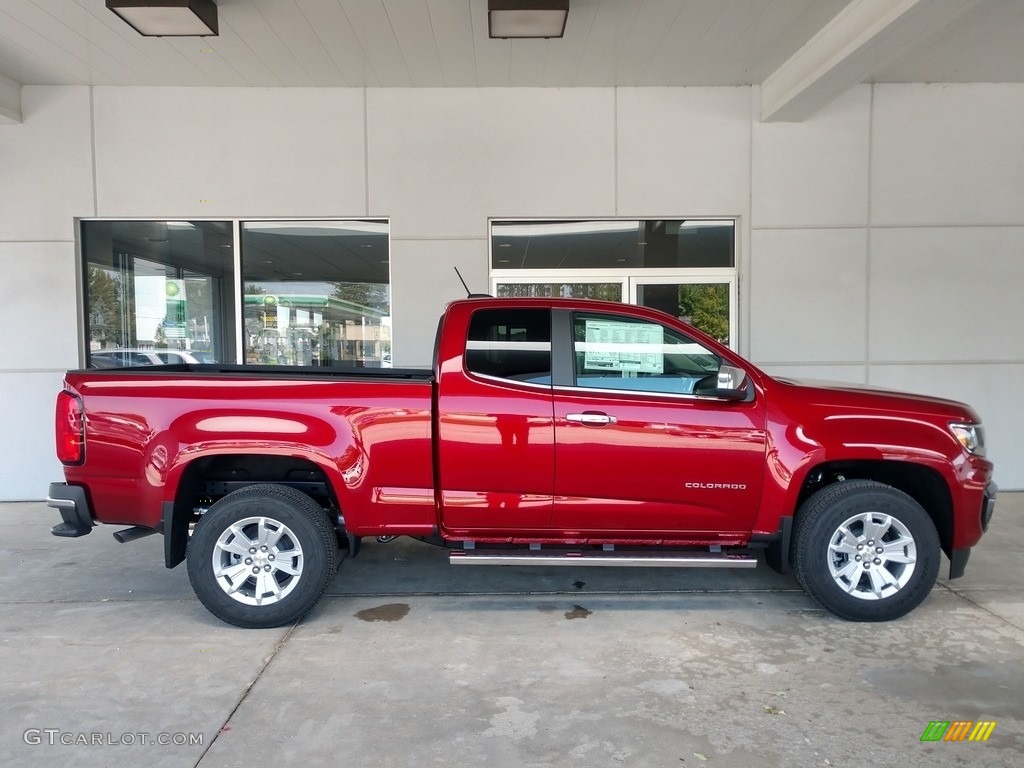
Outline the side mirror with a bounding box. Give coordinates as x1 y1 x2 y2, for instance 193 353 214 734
716 365 748 400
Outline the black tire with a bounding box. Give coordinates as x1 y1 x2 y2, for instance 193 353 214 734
186 484 338 628
793 480 940 622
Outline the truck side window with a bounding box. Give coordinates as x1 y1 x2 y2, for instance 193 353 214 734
571 313 721 396
466 308 552 385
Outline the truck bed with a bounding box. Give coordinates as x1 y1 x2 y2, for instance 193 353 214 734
61 365 437 534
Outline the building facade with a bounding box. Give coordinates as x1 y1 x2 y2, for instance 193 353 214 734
2 82 1023 498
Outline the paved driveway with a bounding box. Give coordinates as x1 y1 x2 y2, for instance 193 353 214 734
1 495 1021 768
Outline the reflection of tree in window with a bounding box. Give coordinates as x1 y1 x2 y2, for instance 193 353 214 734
88 267 128 348
677 284 729 343
332 282 389 312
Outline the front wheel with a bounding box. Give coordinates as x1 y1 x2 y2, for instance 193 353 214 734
186 484 338 628
793 480 940 621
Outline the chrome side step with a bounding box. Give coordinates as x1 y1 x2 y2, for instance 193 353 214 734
449 550 757 569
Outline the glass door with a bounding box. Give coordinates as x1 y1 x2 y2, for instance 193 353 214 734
630 276 736 349
492 275 736 350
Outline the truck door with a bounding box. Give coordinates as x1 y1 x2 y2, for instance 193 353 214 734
436 306 555 534
551 309 766 535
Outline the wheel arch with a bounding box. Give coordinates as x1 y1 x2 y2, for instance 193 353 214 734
164 451 343 568
793 459 953 558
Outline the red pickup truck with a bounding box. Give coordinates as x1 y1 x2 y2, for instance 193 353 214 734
49 297 996 628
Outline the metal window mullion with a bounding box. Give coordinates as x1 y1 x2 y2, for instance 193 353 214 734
233 219 243 364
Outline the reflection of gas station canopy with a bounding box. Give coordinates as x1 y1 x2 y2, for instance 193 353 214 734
243 293 387 321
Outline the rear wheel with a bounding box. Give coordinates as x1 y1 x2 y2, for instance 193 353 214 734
186 484 338 628
793 480 940 621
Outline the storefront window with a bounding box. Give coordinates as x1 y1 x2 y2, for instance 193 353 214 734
240 221 390 367
81 221 234 366
81 219 391 368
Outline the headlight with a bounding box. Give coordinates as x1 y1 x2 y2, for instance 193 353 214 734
949 422 986 457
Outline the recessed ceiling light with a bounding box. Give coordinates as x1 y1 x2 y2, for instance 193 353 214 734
106 0 219 37
488 0 569 39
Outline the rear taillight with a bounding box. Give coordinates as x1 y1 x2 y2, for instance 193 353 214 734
55 390 85 465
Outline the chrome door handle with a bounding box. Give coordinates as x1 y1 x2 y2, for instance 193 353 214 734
566 412 617 426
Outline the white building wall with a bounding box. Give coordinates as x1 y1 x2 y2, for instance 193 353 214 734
0 82 1021 499
752 83 1024 490
0 87 93 501
866 84 1024 488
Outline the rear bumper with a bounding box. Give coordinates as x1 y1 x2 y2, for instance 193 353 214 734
948 481 997 579
47 482 94 538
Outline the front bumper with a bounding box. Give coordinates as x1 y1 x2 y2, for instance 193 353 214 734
47 482 94 538
948 481 998 579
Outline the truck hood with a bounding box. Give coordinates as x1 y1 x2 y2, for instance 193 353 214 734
771 376 980 422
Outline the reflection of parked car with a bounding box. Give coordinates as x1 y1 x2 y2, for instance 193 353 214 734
86 355 121 369
90 349 202 367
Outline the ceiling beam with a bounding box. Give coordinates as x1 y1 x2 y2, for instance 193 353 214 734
0 74 22 124
761 0 981 122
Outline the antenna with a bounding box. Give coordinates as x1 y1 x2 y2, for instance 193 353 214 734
454 267 492 298
454 267 471 296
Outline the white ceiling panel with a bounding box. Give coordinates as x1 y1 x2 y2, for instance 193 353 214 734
426 0 477 86
641 0 726 86
877 0 1024 82
614 0 683 85
165 29 250 86
510 38 547 86
541 0 597 86
0 5 121 85
0 28 88 85
0 0 1022 95
250 0 347 86
295 0 376 86
574 0 643 87
218 1 313 85
385 0 445 87
341 0 413 86
28 0 184 84
469 0 509 86
0 1 141 84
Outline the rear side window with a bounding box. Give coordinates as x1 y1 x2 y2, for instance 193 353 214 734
466 308 551 385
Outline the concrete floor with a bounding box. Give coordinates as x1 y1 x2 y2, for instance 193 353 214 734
1 495 1022 768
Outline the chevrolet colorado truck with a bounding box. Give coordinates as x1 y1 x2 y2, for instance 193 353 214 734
48 298 997 628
